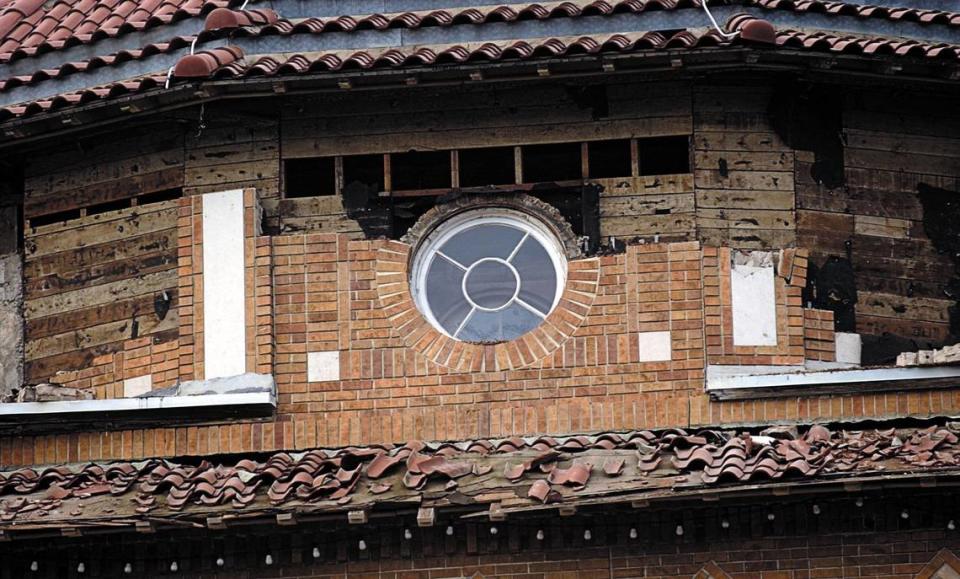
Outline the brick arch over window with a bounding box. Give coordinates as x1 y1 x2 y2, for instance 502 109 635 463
375 196 599 371
917 550 960 579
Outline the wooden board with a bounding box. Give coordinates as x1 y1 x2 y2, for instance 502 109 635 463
26 292 175 340
25 269 174 320
283 118 694 158
23 167 183 218
25 203 178 259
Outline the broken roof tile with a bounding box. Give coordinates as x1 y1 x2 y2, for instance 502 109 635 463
1 424 960 531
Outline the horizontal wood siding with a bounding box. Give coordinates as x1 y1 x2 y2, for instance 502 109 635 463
21 126 185 382
797 90 960 347
693 83 796 250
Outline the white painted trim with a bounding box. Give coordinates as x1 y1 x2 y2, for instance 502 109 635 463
123 374 153 398
202 189 247 380
731 262 777 346
835 332 862 365
307 351 341 382
707 365 960 392
637 331 672 362
0 392 275 417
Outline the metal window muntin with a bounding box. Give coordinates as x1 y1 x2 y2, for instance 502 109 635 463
410 208 567 342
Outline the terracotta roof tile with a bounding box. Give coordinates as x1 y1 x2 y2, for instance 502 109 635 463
1 424 959 533
172 43 241 77
0 0 228 63
203 7 277 31
752 0 960 27
0 0 959 125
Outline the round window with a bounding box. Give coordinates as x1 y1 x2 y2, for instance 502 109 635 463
411 209 567 343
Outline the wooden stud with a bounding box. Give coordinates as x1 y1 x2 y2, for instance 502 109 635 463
276 513 298 526
630 138 640 178
382 154 392 193
580 142 590 179
558 505 577 517
348 510 369 524
514 146 523 184
62 527 82 537
450 150 460 189
334 156 344 196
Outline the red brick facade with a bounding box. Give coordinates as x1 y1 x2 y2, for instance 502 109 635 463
6 213 960 467
0 211 960 465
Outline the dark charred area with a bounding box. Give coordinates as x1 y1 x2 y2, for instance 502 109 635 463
918 183 960 342
769 82 845 189
804 256 858 333
341 181 395 239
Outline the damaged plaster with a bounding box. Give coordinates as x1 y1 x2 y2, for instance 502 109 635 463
0 205 22 398
137 373 275 398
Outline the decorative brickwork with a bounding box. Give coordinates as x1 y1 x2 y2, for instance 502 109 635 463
374 240 600 371
916 550 960 579
6 240 960 466
177 195 202 382
176 190 272 382
694 561 733 579
703 247 808 366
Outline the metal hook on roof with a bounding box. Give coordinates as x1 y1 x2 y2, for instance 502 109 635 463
698 0 739 39
164 65 175 89
190 36 199 55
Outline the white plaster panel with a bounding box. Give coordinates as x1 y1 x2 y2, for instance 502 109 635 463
123 374 153 398
308 351 341 382
202 189 247 380
835 332 862 365
637 331 672 362
731 263 778 346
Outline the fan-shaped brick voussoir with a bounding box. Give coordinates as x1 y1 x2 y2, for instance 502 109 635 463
374 243 599 372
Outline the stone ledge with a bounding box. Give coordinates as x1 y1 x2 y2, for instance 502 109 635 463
0 374 277 433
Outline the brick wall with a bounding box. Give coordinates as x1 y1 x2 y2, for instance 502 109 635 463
176 191 273 382
49 336 179 397
703 247 808 366
804 309 836 363
3 235 960 466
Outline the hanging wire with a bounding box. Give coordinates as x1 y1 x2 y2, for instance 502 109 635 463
699 0 738 39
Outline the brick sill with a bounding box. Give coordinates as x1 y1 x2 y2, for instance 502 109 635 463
0 392 276 434
707 364 960 400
